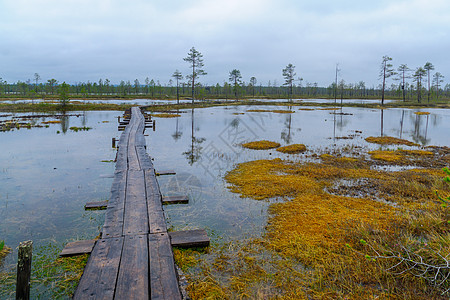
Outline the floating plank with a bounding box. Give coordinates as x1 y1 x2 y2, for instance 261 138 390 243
136 146 153 170
149 233 182 300
84 200 108 210
73 237 124 300
102 170 127 238
59 239 96 257
169 229 210 248
115 235 149 299
156 170 176 176
162 195 189 205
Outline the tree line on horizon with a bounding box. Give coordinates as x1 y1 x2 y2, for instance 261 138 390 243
0 48 448 103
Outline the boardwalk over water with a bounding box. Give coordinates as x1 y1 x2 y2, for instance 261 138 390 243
73 107 181 299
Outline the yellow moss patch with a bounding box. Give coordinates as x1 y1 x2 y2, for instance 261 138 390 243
414 111 430 115
151 113 181 118
369 149 434 162
225 159 320 199
232 112 245 115
276 144 307 154
298 108 315 111
41 120 61 124
369 150 403 162
246 109 294 114
365 136 419 146
267 193 398 254
241 140 281 150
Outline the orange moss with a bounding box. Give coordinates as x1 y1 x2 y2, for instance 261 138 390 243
369 149 434 162
246 109 294 114
365 136 419 146
414 111 430 115
41 120 61 124
151 113 181 118
241 140 281 150
369 150 403 162
298 108 315 111
276 144 307 154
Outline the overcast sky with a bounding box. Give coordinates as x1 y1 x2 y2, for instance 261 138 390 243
1 0 449 87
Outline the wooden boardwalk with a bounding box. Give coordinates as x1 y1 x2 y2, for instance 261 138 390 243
73 107 181 299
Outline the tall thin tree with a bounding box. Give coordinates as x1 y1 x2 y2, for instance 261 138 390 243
250 77 257 98
183 47 206 104
397 64 410 102
228 69 242 100
432 72 444 101
379 56 396 105
423 62 434 102
413 67 427 103
282 64 296 102
172 70 183 104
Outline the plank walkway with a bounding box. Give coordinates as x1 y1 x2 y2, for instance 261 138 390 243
73 107 181 299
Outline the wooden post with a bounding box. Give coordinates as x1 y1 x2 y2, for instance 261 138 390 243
152 120 156 131
112 138 116 148
16 240 33 300
117 116 121 123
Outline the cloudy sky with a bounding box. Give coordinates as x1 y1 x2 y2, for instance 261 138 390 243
1 0 449 87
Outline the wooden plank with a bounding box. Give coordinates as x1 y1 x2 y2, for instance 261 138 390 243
156 170 176 176
136 145 153 170
162 195 189 205
169 230 210 248
84 200 108 210
103 170 127 238
148 210 167 234
59 239 96 257
149 233 182 300
115 235 149 299
123 170 149 236
73 237 124 300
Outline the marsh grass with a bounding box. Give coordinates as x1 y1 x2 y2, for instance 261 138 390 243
217 149 450 299
0 242 88 299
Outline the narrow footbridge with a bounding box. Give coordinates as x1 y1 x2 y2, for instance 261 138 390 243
62 107 209 299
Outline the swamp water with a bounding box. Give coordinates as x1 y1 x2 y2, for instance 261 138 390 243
0 105 449 298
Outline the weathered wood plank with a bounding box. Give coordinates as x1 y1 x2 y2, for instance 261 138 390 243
84 201 108 210
59 239 96 257
136 145 153 170
73 237 124 300
148 210 167 234
162 195 189 205
156 170 176 176
103 170 127 238
123 170 149 236
149 233 182 300
115 235 149 299
169 230 210 248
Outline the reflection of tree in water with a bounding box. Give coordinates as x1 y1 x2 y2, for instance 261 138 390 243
281 111 293 144
172 109 183 141
81 111 87 127
411 114 430 145
60 111 69 134
183 108 205 165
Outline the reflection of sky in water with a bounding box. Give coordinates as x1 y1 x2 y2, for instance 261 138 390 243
0 106 449 274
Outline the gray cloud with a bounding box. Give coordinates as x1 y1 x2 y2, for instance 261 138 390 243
0 0 448 88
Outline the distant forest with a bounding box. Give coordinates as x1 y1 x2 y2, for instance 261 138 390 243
1 78 449 101
1 50 448 102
